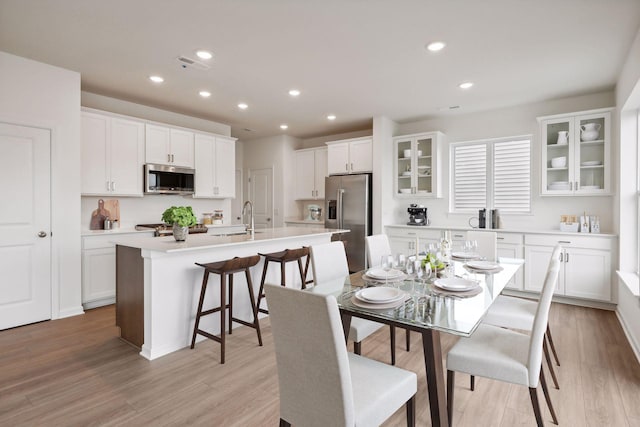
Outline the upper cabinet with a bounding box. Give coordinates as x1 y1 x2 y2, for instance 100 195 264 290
393 131 444 198
538 108 612 196
81 111 145 196
294 147 327 200
194 134 237 198
326 137 372 175
145 124 194 168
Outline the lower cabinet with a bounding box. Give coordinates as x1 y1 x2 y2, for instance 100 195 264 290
82 232 153 309
524 234 614 302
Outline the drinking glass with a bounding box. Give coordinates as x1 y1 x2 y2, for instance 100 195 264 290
381 254 394 286
396 253 407 272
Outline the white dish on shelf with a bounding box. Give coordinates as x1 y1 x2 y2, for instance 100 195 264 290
399 188 411 194
550 156 567 168
403 149 412 158
417 165 431 170
549 181 569 185
580 185 601 190
401 171 411 176
580 160 602 166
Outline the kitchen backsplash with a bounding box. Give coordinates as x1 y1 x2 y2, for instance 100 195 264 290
81 196 232 229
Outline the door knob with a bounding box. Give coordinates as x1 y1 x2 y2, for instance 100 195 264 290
38 231 47 238
267 218 271 222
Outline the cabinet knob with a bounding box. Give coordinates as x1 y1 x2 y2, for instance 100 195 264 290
345 163 349 171
38 231 47 238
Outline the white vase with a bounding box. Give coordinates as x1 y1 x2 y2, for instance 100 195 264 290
556 131 569 145
173 224 189 241
580 123 601 141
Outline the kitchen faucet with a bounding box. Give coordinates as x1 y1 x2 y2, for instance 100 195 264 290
242 200 254 238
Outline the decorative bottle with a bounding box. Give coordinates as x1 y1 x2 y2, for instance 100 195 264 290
440 230 452 263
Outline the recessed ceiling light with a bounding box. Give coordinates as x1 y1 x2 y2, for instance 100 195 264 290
327 114 336 121
149 75 164 83
238 103 248 110
426 41 446 52
199 90 211 98
288 89 301 97
196 50 213 60
280 124 288 130
458 82 474 89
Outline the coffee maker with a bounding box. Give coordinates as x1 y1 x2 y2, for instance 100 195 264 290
407 204 429 226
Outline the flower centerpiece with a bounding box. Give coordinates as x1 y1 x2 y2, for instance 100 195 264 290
161 206 197 241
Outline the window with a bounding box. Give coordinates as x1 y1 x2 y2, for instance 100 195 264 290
451 136 531 214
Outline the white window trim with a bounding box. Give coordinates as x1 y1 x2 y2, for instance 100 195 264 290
449 134 532 215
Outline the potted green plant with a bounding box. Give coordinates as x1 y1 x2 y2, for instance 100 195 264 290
161 206 197 241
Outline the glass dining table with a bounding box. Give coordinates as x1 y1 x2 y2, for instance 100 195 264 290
331 258 524 427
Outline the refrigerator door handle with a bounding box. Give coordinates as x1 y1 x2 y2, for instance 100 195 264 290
337 188 345 229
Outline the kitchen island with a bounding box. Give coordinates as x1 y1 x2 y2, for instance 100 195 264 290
113 227 346 360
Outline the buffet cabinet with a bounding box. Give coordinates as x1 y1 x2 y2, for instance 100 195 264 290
393 131 445 198
384 225 615 303
538 108 612 196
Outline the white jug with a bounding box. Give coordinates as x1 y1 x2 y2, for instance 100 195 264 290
580 123 601 141
556 131 568 145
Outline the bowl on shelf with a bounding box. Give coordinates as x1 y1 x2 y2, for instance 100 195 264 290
550 156 567 168
403 149 412 158
399 188 412 194
417 150 423 157
401 171 411 176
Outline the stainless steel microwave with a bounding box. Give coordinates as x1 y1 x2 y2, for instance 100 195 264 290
144 163 195 195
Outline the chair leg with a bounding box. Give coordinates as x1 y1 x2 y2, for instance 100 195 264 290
543 338 559 389
406 329 411 351
447 370 455 426
191 271 209 349
279 419 291 427
390 325 396 365
245 268 263 347
220 273 227 364
228 273 233 335
303 254 313 286
257 259 269 314
406 394 416 427
547 325 561 366
540 366 559 425
280 260 286 287
297 257 307 289
528 387 544 427
470 375 475 391
354 341 362 355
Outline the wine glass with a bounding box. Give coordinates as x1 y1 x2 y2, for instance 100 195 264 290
396 253 407 272
381 254 394 286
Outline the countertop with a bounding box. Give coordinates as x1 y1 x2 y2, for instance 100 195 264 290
82 223 245 237
112 227 349 253
284 218 325 225
385 224 617 238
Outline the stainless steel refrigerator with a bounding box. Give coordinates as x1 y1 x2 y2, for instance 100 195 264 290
325 173 372 272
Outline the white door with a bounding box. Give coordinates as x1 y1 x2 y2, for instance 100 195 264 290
524 245 564 294
0 123 51 330
169 128 194 168
145 124 171 165
232 169 243 224
294 150 315 199
80 112 109 194
349 138 373 172
564 247 611 301
214 137 235 198
249 168 273 229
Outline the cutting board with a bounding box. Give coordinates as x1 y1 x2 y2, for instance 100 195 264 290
90 199 111 230
104 199 120 222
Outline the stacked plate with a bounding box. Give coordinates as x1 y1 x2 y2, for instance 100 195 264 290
548 181 570 191
352 287 408 309
451 251 481 261
363 267 406 282
581 160 602 166
464 260 503 274
432 277 479 292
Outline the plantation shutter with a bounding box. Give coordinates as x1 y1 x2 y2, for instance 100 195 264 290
453 144 487 211
493 139 531 213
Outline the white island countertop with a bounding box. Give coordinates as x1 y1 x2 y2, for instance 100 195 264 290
113 226 347 253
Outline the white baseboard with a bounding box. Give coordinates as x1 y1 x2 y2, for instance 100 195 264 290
82 297 115 310
57 305 85 319
615 309 640 365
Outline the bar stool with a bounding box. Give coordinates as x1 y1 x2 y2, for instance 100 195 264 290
256 247 312 314
191 255 262 364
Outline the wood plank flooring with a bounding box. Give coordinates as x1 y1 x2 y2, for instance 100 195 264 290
0 303 639 426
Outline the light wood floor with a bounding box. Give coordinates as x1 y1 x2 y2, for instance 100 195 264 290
1 303 639 426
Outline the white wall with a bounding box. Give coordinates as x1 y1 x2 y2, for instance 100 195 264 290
301 128 372 149
378 91 616 232
0 51 82 319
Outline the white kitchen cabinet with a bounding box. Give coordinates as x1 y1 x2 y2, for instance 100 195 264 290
538 108 612 196
81 111 145 196
294 147 327 200
194 133 236 198
393 132 444 198
82 231 153 309
386 227 441 256
496 233 524 290
326 137 372 175
145 124 194 168
524 234 614 302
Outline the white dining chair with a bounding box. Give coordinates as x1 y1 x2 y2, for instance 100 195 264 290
265 284 417 427
365 234 412 353
310 241 398 365
466 230 497 261
446 245 562 427
479 245 563 389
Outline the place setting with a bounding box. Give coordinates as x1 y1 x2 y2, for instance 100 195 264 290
450 240 482 261
350 286 411 310
463 259 504 274
430 276 483 297
361 254 407 285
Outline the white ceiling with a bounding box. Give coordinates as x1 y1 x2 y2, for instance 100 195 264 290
1 0 639 140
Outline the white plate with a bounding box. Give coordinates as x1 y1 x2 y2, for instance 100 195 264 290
401 171 411 176
351 295 408 310
581 160 602 166
466 260 500 270
549 181 569 185
433 277 479 292
356 287 404 303
451 251 481 260
365 268 405 280
581 185 600 190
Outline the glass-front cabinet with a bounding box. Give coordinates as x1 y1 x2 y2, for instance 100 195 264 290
538 108 611 196
393 131 444 198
